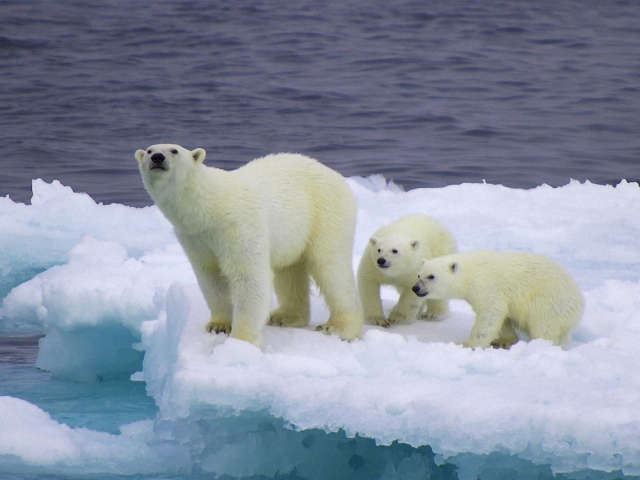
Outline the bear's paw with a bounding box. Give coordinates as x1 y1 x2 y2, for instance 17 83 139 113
205 316 232 335
268 308 309 328
315 312 362 341
387 310 414 326
366 315 391 328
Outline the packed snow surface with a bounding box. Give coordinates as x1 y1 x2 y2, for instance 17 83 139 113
1 177 640 477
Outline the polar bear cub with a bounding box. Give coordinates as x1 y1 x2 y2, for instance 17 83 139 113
413 250 584 348
357 215 457 327
135 144 363 346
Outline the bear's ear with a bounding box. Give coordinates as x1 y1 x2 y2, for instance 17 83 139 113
135 149 146 163
450 262 458 273
192 148 206 163
369 237 378 246
411 240 419 250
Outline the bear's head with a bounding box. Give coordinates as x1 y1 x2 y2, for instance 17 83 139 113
135 144 206 188
412 257 459 299
368 232 426 279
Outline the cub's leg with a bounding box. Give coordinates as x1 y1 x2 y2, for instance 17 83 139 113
465 305 509 348
387 290 424 325
490 320 519 349
421 299 450 320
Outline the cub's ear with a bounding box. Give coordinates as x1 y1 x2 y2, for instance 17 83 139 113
135 149 146 163
420 258 428 267
411 240 419 250
192 148 206 163
369 237 378 246
450 262 458 273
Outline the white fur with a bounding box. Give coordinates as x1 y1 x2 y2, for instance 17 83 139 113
357 215 457 327
413 250 584 348
135 144 363 346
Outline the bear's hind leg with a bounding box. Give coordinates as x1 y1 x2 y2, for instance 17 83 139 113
309 257 363 341
269 261 310 328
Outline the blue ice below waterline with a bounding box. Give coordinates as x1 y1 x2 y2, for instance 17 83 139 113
1 177 640 479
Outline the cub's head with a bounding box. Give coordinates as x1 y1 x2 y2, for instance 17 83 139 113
412 257 459 299
135 144 206 187
368 232 425 278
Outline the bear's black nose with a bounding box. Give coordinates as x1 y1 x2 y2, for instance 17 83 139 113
412 285 420 293
151 153 165 164
377 257 387 267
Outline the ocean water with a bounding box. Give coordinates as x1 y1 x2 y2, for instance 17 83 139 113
1 0 639 206
2 1 640 479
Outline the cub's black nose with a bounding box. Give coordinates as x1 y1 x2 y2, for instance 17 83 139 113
151 153 165 164
377 258 387 267
412 285 420 294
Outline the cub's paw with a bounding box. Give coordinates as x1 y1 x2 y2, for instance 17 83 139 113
366 315 391 328
315 321 361 341
490 338 517 350
205 317 232 335
419 311 446 321
268 308 309 328
387 310 412 325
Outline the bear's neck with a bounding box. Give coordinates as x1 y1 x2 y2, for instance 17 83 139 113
151 166 231 233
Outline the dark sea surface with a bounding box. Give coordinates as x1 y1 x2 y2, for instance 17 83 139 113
1 0 639 207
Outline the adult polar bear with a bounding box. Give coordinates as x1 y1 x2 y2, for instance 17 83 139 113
136 144 363 346
413 250 583 348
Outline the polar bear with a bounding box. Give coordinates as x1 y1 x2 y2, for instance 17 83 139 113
357 215 457 327
412 250 583 348
135 144 363 346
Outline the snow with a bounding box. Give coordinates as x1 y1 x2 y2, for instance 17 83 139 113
1 177 640 477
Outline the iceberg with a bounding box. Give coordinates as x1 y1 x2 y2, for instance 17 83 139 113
1 177 640 478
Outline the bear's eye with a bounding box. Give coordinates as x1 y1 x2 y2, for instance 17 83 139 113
147 149 152 154
427 275 435 280
377 248 381 253
392 249 398 254
171 149 178 154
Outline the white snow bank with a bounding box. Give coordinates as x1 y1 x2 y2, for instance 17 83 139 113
0 396 190 475
1 178 640 475
0 179 175 300
138 279 640 475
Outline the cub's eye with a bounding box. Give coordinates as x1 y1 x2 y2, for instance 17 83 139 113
392 249 398 254
377 248 381 253
147 149 152 154
427 275 435 280
171 149 178 154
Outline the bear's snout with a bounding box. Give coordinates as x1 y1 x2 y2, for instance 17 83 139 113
412 283 428 297
151 153 166 165
377 257 389 268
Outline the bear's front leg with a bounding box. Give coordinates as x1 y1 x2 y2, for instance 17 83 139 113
489 320 519 349
226 265 272 347
387 290 423 325
420 299 449 321
465 306 509 348
359 279 388 327
191 262 234 336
